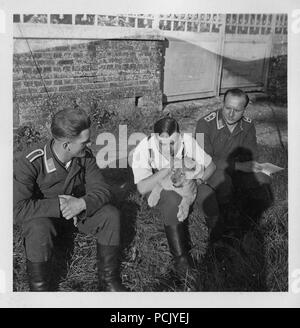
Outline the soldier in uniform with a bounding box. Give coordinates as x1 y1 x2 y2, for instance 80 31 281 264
13 108 127 291
195 88 272 239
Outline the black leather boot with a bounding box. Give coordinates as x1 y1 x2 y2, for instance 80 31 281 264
96 244 128 292
164 223 192 278
26 260 51 291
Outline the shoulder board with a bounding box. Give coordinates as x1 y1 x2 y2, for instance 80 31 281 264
204 112 216 122
25 149 44 163
242 116 252 123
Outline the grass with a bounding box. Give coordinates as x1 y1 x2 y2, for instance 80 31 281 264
13 106 288 292
13 143 288 292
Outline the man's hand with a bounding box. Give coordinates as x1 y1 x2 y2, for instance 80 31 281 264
171 157 184 170
235 161 262 173
58 195 86 220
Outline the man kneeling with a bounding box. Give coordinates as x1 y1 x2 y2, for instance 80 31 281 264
13 108 127 292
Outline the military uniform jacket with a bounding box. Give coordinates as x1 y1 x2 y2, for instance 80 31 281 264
13 140 112 224
195 110 257 171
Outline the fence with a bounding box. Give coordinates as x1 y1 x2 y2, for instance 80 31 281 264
13 13 287 35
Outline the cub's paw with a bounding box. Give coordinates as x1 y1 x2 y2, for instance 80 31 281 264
148 191 160 207
177 202 189 222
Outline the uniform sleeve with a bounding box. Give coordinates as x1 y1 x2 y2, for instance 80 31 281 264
131 138 153 184
195 118 232 171
82 155 112 217
13 158 61 224
195 119 214 158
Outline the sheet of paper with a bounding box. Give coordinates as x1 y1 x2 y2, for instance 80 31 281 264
256 162 284 176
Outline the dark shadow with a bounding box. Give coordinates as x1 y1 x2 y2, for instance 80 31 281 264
267 103 288 158
200 147 274 291
50 219 77 291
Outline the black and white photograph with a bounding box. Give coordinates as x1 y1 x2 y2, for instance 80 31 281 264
1 0 300 308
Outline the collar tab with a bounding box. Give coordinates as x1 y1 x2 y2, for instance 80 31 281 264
44 144 57 173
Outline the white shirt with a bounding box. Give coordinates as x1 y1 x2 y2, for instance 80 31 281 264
65 160 72 170
131 133 212 184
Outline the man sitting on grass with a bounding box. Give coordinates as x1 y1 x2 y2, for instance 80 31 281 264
195 88 272 240
13 108 127 292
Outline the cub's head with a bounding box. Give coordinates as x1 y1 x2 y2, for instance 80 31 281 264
170 157 197 188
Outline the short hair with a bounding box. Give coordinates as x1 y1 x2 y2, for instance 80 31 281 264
224 88 249 107
153 117 180 135
51 108 91 140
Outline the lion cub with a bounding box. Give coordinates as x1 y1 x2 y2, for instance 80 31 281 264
147 157 199 222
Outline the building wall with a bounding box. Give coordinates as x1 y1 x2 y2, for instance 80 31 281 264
13 33 287 132
13 38 165 129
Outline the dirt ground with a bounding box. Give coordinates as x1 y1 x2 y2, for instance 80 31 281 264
163 93 287 148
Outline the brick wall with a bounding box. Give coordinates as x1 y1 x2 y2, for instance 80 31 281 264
13 38 165 129
267 39 287 103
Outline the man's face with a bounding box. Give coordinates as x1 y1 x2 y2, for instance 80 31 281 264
157 132 180 157
67 129 91 158
222 95 247 125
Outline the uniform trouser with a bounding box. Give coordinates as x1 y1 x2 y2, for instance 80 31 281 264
154 169 271 226
22 204 120 262
154 187 219 226
196 168 272 217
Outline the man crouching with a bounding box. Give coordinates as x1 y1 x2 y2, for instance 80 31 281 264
13 108 127 292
